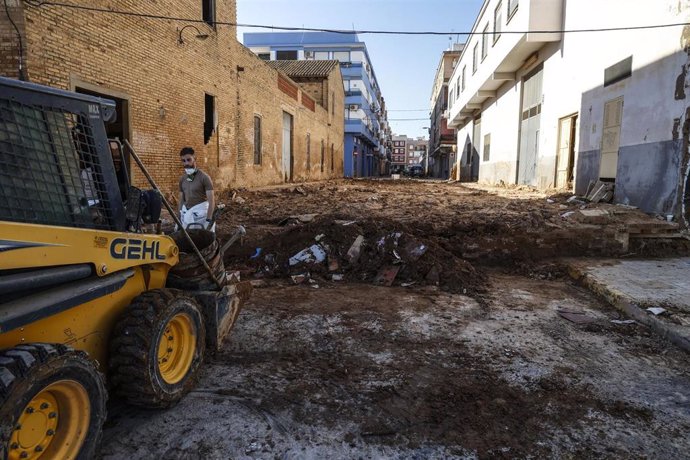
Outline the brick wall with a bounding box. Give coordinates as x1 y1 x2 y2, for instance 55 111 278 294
0 0 344 196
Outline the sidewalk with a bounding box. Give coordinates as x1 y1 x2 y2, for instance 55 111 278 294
568 258 690 352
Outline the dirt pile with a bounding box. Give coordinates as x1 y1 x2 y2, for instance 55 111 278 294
215 179 689 294
222 215 486 295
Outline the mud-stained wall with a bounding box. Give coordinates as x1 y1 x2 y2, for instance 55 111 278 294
577 3 690 218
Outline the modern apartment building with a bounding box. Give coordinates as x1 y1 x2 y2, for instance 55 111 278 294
448 0 690 224
244 32 391 177
429 44 463 179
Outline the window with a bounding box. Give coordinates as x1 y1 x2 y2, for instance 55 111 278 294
333 51 350 62
330 143 334 171
320 140 325 172
472 44 478 74
483 133 491 161
462 65 466 91
202 0 215 27
315 51 329 59
481 24 489 61
204 93 215 144
494 2 503 43
508 0 519 19
276 50 298 60
306 134 311 170
253 116 262 165
449 89 454 106
257 53 270 61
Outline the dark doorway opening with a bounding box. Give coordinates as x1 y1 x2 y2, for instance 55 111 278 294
75 87 130 187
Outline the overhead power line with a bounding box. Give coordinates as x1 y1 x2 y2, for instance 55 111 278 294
23 1 690 36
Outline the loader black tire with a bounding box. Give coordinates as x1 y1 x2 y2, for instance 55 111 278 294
109 289 205 409
0 343 107 460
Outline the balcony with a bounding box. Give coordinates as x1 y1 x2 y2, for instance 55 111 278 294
448 0 564 128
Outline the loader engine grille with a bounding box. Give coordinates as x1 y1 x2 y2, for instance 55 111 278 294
0 98 113 230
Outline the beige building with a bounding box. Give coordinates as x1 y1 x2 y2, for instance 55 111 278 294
0 0 344 195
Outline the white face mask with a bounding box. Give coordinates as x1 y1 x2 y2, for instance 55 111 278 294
184 167 197 176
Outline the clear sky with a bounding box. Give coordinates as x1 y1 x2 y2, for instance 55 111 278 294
236 0 484 139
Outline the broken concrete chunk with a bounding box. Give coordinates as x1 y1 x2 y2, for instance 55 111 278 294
346 235 365 264
334 220 357 226
579 209 609 217
557 310 596 324
331 274 344 281
374 265 401 286
291 273 309 285
289 244 326 266
611 319 636 325
646 307 667 316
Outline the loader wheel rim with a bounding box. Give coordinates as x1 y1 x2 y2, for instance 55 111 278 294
10 380 90 460
157 312 196 384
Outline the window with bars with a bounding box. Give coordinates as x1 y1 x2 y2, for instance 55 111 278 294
253 115 262 165
0 99 114 230
481 24 489 60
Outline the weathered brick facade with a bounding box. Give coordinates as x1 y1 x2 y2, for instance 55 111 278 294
0 0 344 195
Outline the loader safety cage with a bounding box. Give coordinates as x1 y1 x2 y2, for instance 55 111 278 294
0 76 126 231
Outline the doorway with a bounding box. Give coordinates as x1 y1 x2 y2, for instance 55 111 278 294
518 65 543 186
282 111 293 182
599 97 623 180
74 85 132 193
556 114 578 188
471 117 481 181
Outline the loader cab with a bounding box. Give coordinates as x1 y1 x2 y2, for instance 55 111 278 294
0 77 127 232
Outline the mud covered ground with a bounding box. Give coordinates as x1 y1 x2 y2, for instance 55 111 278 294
102 179 690 458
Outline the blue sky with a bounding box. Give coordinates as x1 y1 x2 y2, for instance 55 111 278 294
236 0 484 139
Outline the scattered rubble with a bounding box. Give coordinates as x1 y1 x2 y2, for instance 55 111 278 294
216 180 690 295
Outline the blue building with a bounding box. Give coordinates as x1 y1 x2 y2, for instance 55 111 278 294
243 32 391 177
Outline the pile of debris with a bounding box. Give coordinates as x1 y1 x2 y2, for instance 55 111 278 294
222 216 486 295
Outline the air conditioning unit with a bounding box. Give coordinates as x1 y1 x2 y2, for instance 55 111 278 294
305 51 315 59
348 104 359 110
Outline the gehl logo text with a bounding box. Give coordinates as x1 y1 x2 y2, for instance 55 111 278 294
109 238 166 260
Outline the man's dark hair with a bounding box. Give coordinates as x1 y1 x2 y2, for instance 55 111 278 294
179 147 195 156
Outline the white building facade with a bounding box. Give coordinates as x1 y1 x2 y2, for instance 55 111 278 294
448 0 690 224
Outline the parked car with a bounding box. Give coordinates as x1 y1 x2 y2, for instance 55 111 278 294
408 165 424 177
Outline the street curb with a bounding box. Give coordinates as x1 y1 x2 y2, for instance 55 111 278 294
567 264 690 353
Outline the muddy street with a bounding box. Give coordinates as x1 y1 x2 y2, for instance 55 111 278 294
102 180 690 458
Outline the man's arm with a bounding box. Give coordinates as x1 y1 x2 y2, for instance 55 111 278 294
206 190 215 220
178 192 184 213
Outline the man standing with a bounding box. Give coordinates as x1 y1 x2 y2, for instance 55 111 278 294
178 147 215 231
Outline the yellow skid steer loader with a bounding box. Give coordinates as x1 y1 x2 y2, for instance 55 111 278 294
0 76 249 459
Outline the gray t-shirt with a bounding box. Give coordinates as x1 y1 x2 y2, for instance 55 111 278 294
179 169 213 209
